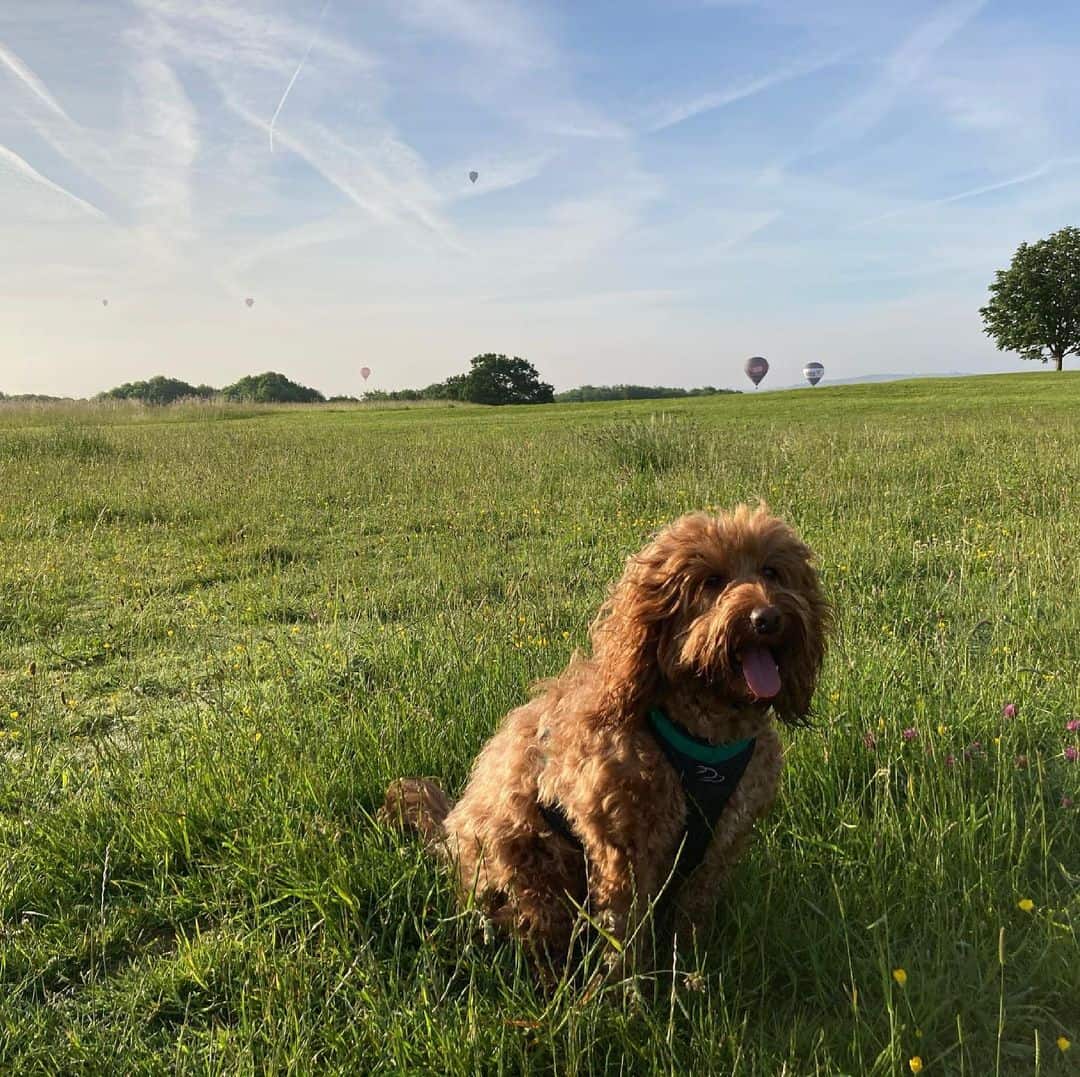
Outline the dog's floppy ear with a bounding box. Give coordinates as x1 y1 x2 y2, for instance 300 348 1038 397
773 561 832 726
589 540 683 723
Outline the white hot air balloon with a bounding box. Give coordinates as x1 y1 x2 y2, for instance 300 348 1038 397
360 366 371 381
803 362 824 387
468 170 479 183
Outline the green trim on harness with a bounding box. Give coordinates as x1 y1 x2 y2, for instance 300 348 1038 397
647 707 754 764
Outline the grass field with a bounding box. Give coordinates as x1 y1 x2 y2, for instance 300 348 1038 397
1 373 1078 1075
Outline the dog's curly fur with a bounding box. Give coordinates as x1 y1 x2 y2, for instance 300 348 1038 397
382 505 830 970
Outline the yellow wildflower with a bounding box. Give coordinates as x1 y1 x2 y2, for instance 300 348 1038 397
1018 898 1035 913
892 968 907 986
909 1057 923 1074
1057 1037 1071 1052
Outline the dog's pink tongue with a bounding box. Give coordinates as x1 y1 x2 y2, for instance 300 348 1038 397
741 647 781 700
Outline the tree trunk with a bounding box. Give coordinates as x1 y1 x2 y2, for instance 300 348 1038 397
1055 353 1064 371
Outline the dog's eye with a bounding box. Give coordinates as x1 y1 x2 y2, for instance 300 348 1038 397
761 566 779 581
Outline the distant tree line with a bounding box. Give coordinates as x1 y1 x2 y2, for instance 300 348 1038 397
0 392 67 403
554 384 737 402
99 376 218 405
362 354 554 405
90 358 551 407
12 354 744 407
96 372 324 405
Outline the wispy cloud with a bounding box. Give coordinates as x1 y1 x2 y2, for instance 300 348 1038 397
852 158 1073 230
0 38 72 121
224 94 461 252
756 0 992 187
816 0 989 146
643 51 845 133
390 0 557 71
0 140 104 218
132 0 368 71
125 52 200 255
388 0 625 140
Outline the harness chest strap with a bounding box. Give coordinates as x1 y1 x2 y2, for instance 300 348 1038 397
539 708 757 880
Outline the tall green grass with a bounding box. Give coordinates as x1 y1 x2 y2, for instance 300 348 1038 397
1 373 1077 1074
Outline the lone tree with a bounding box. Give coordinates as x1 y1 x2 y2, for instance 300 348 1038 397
462 354 554 405
980 226 1080 371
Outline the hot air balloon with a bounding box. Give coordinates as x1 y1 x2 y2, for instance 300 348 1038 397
360 366 371 381
102 299 109 307
744 355 769 388
803 361 824 387
468 170 478 183
245 297 254 308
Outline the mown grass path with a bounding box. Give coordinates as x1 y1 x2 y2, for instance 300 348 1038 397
1 374 1077 1074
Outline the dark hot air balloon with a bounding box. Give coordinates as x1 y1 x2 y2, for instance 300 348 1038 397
803 361 824 387
360 366 371 381
468 170 478 183
102 299 108 307
245 297 254 308
744 355 769 388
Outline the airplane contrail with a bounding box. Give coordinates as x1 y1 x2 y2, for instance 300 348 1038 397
0 141 105 219
852 161 1057 230
0 40 72 121
268 0 332 153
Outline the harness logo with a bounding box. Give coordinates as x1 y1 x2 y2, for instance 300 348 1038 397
695 764 727 784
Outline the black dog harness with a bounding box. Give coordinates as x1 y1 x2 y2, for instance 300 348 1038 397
539 708 756 880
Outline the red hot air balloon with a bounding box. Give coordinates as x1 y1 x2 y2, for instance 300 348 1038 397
744 355 769 388
468 170 478 183
245 297 254 308
360 367 371 381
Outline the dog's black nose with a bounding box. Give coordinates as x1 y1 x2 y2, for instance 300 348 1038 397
750 605 782 636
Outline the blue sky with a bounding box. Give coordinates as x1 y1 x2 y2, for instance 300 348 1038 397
2 0 1079 396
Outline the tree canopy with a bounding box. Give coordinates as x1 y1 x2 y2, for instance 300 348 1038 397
980 226 1080 371
98 376 215 405
220 372 325 403
460 354 554 405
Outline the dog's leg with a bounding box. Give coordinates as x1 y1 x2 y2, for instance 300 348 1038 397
580 842 664 994
669 821 755 952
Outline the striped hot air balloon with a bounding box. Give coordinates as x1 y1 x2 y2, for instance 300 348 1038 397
803 362 824 387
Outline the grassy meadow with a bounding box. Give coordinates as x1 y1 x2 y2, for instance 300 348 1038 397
1 373 1078 1075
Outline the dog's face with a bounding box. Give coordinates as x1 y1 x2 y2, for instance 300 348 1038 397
592 505 830 724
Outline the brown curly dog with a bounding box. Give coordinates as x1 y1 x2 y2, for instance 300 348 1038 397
382 504 830 975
